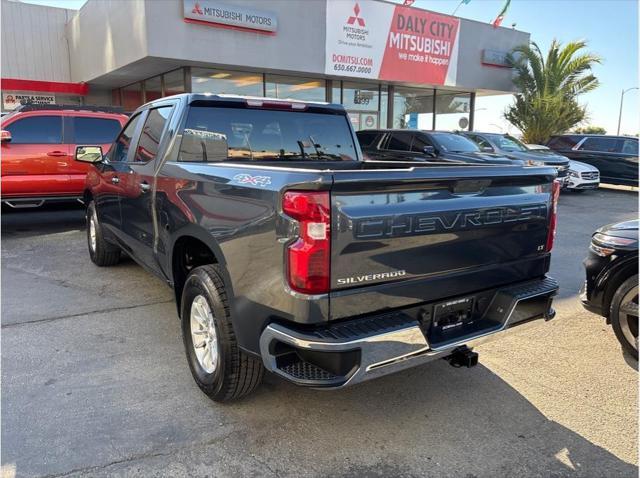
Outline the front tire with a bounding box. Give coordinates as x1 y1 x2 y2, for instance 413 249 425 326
610 275 639 359
181 265 264 401
87 201 120 266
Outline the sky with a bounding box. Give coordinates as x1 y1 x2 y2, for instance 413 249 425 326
19 0 640 135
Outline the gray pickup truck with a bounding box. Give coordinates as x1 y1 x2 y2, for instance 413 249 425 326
76 94 560 402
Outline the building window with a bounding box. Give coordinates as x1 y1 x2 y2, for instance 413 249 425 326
342 82 379 111
331 82 341 104
341 82 380 131
393 87 435 129
145 76 162 102
265 75 326 102
192 68 263 96
435 91 471 131
122 82 143 112
164 68 186 96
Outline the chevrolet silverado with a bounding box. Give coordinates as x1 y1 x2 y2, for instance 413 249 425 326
75 93 560 402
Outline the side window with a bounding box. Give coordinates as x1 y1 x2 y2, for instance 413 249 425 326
619 138 638 155
134 107 172 163
356 131 378 148
411 134 432 152
110 113 142 163
548 136 577 149
4 116 62 144
73 117 122 144
466 134 492 150
386 132 412 151
579 137 618 153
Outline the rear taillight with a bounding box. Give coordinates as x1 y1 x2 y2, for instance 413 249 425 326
545 180 561 251
282 190 330 294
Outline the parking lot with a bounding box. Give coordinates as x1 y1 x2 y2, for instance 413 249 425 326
1 187 638 477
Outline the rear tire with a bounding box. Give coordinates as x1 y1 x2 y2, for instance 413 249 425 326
87 201 120 267
610 275 638 360
181 265 264 401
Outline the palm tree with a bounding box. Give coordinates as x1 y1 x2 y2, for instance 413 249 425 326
504 40 602 144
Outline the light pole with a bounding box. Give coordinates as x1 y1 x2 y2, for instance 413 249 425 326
617 87 638 135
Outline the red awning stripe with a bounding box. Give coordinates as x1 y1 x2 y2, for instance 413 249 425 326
1 78 89 96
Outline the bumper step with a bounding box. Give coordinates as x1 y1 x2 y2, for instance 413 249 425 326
260 276 559 389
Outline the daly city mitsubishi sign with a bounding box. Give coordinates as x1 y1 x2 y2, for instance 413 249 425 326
184 0 277 33
326 1 460 85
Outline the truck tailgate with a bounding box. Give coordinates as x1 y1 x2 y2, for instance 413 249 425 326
329 166 556 320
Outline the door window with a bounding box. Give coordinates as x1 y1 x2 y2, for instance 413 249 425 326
410 135 433 152
466 134 492 150
579 137 618 152
4 116 62 144
134 107 172 163
72 117 122 144
356 131 379 148
110 113 142 163
619 138 638 155
386 132 413 151
547 136 578 150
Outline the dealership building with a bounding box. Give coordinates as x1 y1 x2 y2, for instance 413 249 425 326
1 0 529 131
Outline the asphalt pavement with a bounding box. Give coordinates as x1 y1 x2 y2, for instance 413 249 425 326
1 187 638 478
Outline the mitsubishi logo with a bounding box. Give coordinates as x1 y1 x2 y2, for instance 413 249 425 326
347 3 365 27
192 2 203 14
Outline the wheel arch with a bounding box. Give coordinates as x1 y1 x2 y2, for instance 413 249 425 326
599 255 639 320
169 225 231 316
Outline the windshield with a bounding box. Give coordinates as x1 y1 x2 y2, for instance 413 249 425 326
488 134 529 152
431 133 480 153
179 106 357 161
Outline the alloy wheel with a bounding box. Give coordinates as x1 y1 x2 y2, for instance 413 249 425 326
618 285 639 352
190 295 219 374
89 211 97 252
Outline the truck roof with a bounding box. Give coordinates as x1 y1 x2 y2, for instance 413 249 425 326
141 93 346 114
357 129 464 134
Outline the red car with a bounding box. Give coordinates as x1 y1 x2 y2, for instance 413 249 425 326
1 104 128 208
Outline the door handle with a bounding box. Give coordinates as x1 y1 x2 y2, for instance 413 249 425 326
111 177 120 184
47 151 67 157
140 182 151 193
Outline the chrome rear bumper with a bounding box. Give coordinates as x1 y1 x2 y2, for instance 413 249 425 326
260 276 558 388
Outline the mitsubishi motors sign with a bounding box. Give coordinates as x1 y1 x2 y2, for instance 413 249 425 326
325 1 460 85
183 0 277 33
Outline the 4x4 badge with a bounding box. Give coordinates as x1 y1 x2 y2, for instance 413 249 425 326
233 173 272 187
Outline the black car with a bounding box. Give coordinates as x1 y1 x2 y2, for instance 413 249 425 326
463 132 569 185
547 134 638 187
357 129 518 165
581 220 638 358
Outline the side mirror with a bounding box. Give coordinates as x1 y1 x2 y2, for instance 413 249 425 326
1 130 11 143
180 129 229 162
75 145 104 163
481 146 494 153
423 145 436 156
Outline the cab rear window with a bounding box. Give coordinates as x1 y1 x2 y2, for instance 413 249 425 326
179 106 357 162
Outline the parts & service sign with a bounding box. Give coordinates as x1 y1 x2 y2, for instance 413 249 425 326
326 1 460 85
